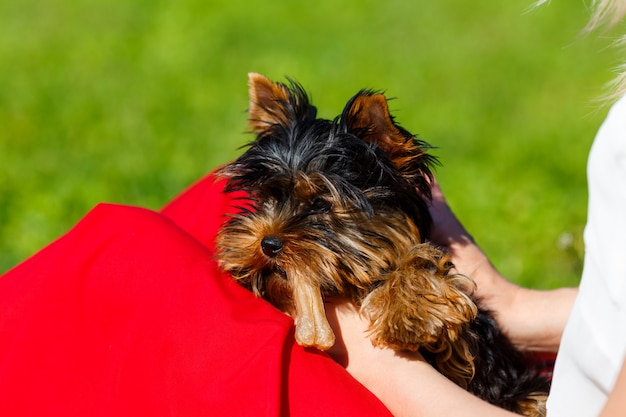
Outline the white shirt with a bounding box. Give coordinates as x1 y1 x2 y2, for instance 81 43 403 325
547 95 626 416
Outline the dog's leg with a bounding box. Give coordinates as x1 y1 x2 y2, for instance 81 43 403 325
360 244 479 387
291 272 335 350
361 244 476 352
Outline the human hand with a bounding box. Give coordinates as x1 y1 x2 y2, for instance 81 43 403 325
427 177 475 249
426 178 575 352
427 178 497 288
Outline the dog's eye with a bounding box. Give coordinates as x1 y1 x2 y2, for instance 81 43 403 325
309 198 333 214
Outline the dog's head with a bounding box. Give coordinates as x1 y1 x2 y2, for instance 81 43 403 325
216 73 438 349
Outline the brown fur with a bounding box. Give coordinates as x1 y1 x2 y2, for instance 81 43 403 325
215 73 548 416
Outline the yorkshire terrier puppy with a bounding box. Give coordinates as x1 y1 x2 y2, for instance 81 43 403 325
216 73 550 416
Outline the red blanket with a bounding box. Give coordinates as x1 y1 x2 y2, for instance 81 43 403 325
0 174 392 417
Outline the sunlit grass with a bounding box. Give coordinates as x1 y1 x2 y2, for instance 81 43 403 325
0 0 619 288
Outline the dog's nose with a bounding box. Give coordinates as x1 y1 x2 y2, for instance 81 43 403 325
261 235 284 257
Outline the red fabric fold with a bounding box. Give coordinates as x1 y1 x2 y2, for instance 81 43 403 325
160 175 242 253
0 173 391 417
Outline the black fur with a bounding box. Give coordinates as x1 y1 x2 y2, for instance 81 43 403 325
421 309 551 411
223 98 434 241
218 75 550 415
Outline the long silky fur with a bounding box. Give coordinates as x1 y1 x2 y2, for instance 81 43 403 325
215 74 550 416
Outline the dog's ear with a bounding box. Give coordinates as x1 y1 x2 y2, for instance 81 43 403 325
247 73 316 134
343 91 436 191
343 91 416 168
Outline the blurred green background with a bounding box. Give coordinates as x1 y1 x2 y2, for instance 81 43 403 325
0 0 620 287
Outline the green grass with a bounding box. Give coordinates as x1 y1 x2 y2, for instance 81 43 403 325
0 0 620 288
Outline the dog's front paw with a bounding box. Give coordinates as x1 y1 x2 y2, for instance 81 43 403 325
360 244 477 352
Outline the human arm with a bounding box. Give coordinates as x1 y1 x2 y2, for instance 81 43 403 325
325 299 521 417
598 357 626 417
427 179 577 352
